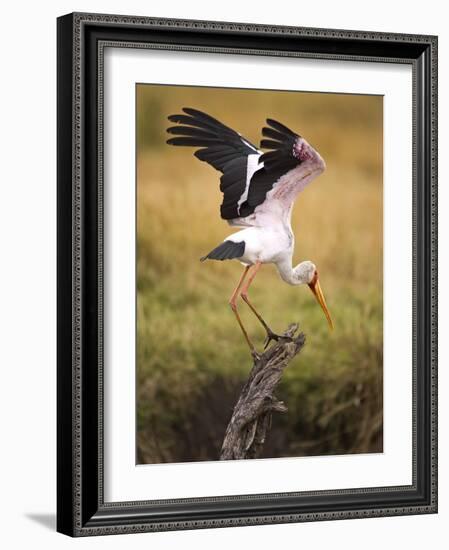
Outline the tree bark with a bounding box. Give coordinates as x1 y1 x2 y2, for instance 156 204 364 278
220 324 305 460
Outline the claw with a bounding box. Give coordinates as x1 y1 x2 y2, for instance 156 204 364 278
263 330 279 350
263 336 273 350
263 330 293 350
251 349 262 362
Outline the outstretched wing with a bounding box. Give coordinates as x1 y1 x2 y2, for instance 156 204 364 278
259 118 302 173
166 108 262 220
234 119 325 225
240 119 303 216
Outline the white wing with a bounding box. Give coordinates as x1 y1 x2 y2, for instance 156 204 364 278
229 119 326 227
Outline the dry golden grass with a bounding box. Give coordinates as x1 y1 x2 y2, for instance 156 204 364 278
136 85 383 464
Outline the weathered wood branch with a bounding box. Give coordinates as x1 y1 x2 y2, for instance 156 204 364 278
220 324 305 460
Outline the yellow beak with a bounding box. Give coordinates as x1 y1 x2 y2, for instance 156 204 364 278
308 278 334 330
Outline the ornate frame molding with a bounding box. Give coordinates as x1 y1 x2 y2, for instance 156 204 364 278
57 12 437 536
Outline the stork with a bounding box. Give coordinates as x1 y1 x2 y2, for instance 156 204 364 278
166 107 333 357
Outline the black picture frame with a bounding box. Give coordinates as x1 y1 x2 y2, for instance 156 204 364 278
57 12 438 537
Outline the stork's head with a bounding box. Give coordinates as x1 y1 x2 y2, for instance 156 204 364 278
293 261 333 330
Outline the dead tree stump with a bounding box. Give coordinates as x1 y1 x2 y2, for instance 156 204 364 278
220 324 305 460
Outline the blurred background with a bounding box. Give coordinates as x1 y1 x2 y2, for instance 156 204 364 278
136 84 383 464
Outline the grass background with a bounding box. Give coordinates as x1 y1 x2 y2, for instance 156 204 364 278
136 84 383 464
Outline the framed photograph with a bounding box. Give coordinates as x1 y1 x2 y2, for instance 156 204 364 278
57 12 438 536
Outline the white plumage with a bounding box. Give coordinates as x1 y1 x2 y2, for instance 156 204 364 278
167 108 333 355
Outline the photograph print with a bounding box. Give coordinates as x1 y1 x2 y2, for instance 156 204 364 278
136 84 383 465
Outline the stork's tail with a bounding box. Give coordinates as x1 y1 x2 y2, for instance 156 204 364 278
200 240 245 262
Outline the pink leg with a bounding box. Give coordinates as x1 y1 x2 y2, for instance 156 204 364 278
229 265 257 355
240 262 285 348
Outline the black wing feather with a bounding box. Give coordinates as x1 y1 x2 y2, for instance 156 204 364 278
166 137 222 147
200 240 245 262
261 127 286 141
219 157 250 219
258 118 301 173
166 126 214 139
260 139 284 150
265 118 298 137
166 111 304 222
166 107 257 172
241 119 302 213
166 107 261 220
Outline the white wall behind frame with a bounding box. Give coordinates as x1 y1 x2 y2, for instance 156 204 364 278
0 1 446 550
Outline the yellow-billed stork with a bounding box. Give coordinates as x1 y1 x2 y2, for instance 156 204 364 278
167 108 333 357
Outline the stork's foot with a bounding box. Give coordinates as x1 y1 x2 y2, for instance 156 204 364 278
251 349 262 362
263 329 293 350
